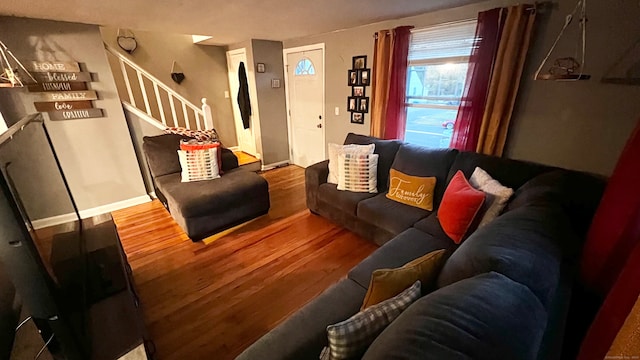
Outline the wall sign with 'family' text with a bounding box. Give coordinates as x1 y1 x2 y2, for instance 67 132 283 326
29 61 103 120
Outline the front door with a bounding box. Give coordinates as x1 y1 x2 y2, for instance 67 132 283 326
285 47 325 168
226 48 257 156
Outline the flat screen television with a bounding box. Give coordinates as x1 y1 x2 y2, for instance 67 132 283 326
0 114 147 359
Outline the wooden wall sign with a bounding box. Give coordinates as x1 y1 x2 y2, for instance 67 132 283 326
32 72 91 83
34 101 93 112
48 108 103 120
29 61 80 73
39 91 97 101
28 82 88 92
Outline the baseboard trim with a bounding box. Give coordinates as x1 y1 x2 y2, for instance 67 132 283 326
31 195 152 230
261 160 290 171
31 213 79 230
149 191 157 199
228 146 240 151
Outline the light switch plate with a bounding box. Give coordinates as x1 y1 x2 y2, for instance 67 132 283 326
334 107 339 116
224 91 229 98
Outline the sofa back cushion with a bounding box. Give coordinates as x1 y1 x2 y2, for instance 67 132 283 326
447 151 552 192
437 204 576 309
390 144 458 207
344 133 402 192
506 169 605 239
143 134 186 178
362 272 547 360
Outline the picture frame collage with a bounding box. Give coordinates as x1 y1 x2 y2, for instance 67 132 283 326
347 55 370 124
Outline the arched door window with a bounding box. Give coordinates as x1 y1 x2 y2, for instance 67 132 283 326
294 58 316 76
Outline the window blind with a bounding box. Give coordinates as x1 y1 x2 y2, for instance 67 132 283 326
408 20 478 63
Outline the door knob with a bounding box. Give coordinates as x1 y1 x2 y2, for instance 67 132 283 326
317 124 322 128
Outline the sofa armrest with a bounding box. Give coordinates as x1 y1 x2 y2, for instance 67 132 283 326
305 160 329 212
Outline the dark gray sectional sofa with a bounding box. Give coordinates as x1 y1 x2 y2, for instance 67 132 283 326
0 262 21 359
237 133 605 360
143 134 270 241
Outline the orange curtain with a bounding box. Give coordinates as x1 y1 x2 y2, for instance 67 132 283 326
476 4 536 156
370 30 394 138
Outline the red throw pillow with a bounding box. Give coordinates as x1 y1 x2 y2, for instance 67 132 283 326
438 171 485 244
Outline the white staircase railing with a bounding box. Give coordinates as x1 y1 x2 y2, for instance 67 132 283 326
104 43 213 131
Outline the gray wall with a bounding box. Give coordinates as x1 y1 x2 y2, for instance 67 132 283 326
101 27 238 147
123 109 164 194
251 39 290 165
0 16 148 215
283 0 640 176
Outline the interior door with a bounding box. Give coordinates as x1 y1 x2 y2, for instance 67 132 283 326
286 48 324 168
226 49 257 156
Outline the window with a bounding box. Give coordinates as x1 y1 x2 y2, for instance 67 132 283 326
405 21 477 148
294 58 316 76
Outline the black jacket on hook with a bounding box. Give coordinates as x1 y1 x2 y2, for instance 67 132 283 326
237 62 251 129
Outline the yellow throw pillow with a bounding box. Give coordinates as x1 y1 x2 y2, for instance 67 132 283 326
361 249 447 310
386 169 436 211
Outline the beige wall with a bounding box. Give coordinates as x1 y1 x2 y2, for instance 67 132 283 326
0 16 148 215
101 27 238 147
283 0 640 176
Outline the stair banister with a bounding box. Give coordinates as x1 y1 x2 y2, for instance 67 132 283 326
104 43 213 130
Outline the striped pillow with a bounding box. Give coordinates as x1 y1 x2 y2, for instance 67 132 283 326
337 153 378 193
324 281 421 359
177 146 220 182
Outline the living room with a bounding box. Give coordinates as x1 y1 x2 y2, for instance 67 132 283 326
0 0 639 359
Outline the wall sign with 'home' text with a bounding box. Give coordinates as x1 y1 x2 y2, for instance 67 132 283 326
29 61 103 120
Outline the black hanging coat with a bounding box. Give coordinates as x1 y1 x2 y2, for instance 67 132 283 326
237 62 251 129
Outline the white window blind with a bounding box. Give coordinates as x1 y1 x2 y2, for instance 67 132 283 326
408 20 478 64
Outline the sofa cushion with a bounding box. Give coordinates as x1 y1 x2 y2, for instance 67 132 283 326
349 228 454 289
437 204 575 309
413 213 452 242
361 250 446 309
317 183 376 216
357 194 430 235
390 144 458 207
326 281 421 359
447 151 552 192
362 272 547 360
469 167 514 228
344 133 402 192
143 133 189 177
236 279 368 360
438 171 486 244
506 169 606 239
155 169 268 218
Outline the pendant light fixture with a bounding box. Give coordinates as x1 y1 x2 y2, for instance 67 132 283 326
535 0 591 81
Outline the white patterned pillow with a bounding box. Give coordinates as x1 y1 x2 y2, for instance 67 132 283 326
337 153 378 193
177 147 220 182
469 167 514 227
323 281 421 359
327 143 375 184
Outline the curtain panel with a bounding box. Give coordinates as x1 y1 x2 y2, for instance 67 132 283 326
370 26 413 140
450 4 536 156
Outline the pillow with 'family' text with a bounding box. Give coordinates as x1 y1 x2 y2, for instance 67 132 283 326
386 169 436 211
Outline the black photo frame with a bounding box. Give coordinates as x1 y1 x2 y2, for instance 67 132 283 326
352 86 365 97
351 112 364 124
352 55 367 70
347 96 358 112
348 70 358 86
359 69 371 86
358 97 369 113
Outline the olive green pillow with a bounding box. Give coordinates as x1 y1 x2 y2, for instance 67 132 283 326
361 249 447 310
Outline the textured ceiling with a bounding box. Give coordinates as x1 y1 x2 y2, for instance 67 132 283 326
0 0 486 45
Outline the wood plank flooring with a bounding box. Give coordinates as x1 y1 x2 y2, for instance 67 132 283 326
111 165 378 360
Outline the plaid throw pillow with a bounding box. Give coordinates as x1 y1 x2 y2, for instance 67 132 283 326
337 153 378 193
324 281 421 359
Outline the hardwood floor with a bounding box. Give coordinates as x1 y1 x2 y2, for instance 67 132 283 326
111 165 378 359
